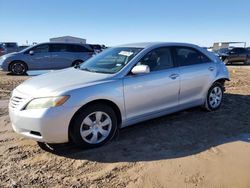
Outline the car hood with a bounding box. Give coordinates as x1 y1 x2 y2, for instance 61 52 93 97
1 52 19 59
15 68 113 97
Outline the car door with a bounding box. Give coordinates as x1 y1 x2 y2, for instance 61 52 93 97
49 44 72 69
237 48 248 62
73 44 94 62
173 46 216 106
123 47 180 121
229 48 246 62
26 44 51 70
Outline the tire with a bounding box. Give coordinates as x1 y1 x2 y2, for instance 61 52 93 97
37 142 53 152
72 60 83 67
69 104 118 148
223 58 229 65
204 82 224 111
244 60 249 65
10 61 27 75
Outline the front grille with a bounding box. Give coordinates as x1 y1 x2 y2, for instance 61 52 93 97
10 96 25 109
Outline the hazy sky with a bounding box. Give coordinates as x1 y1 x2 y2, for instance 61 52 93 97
0 0 249 47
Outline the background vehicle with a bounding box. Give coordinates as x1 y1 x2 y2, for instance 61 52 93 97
0 42 94 75
18 45 30 51
214 48 230 57
9 42 229 148
220 47 250 65
89 44 106 53
0 45 6 56
0 42 19 55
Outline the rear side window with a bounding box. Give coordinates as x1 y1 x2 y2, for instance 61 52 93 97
50 44 68 52
174 47 211 66
68 44 93 53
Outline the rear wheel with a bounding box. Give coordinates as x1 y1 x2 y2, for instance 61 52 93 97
69 104 117 148
204 82 224 111
10 61 27 75
244 59 250 65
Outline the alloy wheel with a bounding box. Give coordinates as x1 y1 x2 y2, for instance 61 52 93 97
209 86 222 108
11 62 26 75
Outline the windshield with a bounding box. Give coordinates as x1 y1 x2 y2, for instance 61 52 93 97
20 44 36 53
80 47 143 74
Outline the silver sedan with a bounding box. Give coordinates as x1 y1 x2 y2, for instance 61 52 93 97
9 42 230 148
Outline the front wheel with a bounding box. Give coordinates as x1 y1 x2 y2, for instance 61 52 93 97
204 82 224 111
69 104 117 148
10 61 27 75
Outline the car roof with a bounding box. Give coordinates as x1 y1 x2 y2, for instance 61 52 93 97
116 42 200 49
116 42 219 63
38 42 90 46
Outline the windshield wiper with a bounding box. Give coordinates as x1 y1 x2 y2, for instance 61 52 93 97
80 67 98 72
79 67 112 74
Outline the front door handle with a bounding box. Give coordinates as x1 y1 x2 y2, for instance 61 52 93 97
169 74 179 80
208 67 214 71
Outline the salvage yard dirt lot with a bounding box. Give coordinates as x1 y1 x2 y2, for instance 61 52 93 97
0 66 250 188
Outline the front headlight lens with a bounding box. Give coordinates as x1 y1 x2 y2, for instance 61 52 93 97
24 96 69 110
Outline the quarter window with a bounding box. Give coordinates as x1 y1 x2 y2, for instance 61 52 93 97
175 47 211 66
138 47 173 72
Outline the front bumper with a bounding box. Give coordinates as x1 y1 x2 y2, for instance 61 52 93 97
9 91 79 143
0 57 7 70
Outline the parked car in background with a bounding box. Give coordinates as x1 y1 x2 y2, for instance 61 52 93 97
18 45 30 51
0 42 94 75
219 47 250 65
89 44 106 54
214 48 230 57
0 42 19 55
9 42 229 148
0 45 7 56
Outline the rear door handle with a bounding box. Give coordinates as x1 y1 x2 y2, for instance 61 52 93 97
208 67 214 71
169 74 179 80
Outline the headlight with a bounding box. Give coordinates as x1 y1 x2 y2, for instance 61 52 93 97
24 96 69 110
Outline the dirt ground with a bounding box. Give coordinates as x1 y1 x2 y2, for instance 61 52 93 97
0 66 250 188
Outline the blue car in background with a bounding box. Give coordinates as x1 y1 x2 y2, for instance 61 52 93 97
0 42 94 75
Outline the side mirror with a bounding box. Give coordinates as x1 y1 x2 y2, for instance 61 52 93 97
29 50 34 55
131 65 150 75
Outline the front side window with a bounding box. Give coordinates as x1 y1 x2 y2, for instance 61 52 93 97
175 47 211 66
138 47 173 72
31 44 49 53
80 47 142 74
